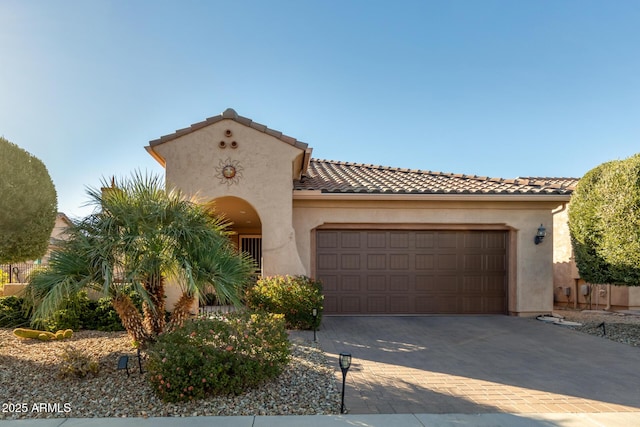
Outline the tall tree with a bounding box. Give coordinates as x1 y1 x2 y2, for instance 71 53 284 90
27 172 255 344
0 137 57 263
569 153 640 286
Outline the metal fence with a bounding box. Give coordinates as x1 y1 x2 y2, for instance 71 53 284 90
0 263 41 284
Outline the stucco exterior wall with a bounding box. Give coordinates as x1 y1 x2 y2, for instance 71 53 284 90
152 119 306 277
552 204 579 304
293 196 562 316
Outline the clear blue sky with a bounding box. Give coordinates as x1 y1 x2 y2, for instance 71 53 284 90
1 1 639 218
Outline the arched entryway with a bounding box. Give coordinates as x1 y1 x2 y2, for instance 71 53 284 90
210 196 263 273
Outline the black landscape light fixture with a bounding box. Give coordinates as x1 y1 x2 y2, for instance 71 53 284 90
117 355 130 376
117 350 144 376
312 308 318 342
534 224 546 245
339 352 352 414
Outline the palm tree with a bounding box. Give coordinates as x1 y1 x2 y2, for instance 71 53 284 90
27 172 255 344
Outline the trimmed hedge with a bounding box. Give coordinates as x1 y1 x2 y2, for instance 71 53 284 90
569 153 640 286
245 275 323 330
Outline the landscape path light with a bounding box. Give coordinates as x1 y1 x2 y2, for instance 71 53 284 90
312 308 318 342
339 352 352 414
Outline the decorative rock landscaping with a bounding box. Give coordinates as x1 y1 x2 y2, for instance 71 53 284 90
0 329 340 419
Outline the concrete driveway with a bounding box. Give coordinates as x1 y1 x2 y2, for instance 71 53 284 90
319 316 640 415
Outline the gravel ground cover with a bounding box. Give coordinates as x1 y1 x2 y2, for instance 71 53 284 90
3 310 639 420
552 309 640 347
0 329 340 420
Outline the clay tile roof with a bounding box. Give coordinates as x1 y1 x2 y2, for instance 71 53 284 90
149 108 308 151
294 159 577 195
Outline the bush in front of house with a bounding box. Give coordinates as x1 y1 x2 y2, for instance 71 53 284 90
2 290 143 331
245 275 323 330
0 296 31 327
146 311 290 402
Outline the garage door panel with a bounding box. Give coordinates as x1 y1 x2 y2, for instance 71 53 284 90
367 254 387 269
322 275 338 291
437 254 458 269
367 232 386 248
435 297 459 313
415 275 435 291
461 297 484 313
486 254 506 271
341 232 361 248
390 275 410 291
416 232 435 248
390 232 410 248
317 232 338 248
416 254 434 270
437 276 458 290
342 296 362 313
438 233 458 248
464 233 483 248
486 232 507 249
390 254 409 269
367 296 386 313
341 254 361 269
462 276 483 292
390 297 412 313
317 230 507 315
463 254 483 270
485 296 507 312
342 276 361 291
367 275 386 291
318 254 338 270
324 296 338 312
486 276 507 292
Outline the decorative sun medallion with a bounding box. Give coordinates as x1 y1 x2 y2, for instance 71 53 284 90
216 158 243 185
223 165 236 179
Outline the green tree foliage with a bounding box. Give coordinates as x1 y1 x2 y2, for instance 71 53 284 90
245 275 323 330
0 137 57 263
26 172 256 344
569 153 640 286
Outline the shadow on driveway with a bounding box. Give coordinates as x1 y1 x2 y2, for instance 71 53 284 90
319 316 640 415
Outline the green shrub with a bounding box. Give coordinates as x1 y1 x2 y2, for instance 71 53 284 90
0 296 30 327
146 311 290 402
245 275 323 330
32 286 143 332
569 153 640 286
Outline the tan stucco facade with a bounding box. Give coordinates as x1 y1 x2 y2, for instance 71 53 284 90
147 110 572 316
293 196 563 315
149 120 307 277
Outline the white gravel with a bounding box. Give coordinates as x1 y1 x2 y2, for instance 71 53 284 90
0 329 340 420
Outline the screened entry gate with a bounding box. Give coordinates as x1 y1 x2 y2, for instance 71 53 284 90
316 229 507 315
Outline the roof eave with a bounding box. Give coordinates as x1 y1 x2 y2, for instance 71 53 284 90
145 145 166 168
292 190 572 203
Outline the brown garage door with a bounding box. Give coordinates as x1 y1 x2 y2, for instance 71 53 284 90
316 230 507 315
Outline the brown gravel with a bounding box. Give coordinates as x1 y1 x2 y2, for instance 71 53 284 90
0 329 340 419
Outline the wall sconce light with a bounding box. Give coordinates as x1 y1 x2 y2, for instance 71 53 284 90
339 352 352 414
534 224 546 245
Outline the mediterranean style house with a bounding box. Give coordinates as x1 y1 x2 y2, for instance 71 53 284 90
146 108 586 316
